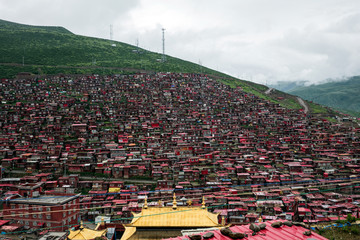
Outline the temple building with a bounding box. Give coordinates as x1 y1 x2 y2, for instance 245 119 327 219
67 220 116 240
67 221 107 240
121 194 224 240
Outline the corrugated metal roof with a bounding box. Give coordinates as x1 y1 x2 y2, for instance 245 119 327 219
164 220 328 240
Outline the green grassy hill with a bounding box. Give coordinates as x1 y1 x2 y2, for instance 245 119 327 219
0 19 226 78
289 76 360 116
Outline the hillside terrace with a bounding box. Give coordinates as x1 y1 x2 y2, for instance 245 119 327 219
0 73 360 230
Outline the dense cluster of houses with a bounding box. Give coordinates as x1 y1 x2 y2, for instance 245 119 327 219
0 72 360 234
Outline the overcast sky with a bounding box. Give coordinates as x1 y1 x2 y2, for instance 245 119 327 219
1 0 360 85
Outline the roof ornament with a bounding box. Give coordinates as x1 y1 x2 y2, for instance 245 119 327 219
172 192 177 210
144 195 148 209
187 199 193 206
202 196 206 209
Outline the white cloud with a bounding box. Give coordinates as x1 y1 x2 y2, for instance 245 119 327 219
1 0 360 84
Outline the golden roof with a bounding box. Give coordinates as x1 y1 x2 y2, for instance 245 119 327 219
68 224 107 240
126 206 220 228
121 206 221 240
121 226 137 240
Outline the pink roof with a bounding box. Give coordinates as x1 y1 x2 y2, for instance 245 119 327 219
0 220 10 226
164 220 328 240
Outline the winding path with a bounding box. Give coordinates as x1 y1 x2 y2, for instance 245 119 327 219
297 97 309 114
265 87 274 95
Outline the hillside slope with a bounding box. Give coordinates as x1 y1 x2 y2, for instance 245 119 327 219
289 76 360 115
0 19 224 78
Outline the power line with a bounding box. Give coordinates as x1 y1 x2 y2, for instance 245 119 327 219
2 176 360 217
3 175 360 205
1 184 358 236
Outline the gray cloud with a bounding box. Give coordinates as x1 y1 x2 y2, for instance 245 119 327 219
1 0 360 84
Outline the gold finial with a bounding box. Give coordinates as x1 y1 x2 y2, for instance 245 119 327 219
144 195 148 209
158 199 163 207
101 217 105 226
221 216 225 226
259 215 263 223
80 221 84 229
202 196 206 209
187 199 193 206
172 192 177 210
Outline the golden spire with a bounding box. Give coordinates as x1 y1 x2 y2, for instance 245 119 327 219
158 199 163 207
221 216 225 226
172 192 177 210
144 195 148 209
187 199 193 206
80 221 84 229
202 196 206 209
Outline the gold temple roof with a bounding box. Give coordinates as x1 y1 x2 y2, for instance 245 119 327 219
127 206 220 228
121 206 221 240
68 225 107 240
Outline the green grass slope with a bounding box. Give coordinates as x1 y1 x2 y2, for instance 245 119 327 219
0 19 226 78
289 76 360 115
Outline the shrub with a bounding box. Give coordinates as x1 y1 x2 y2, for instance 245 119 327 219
351 225 360 235
346 214 356 223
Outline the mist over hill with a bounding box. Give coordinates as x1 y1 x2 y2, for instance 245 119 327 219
286 76 360 116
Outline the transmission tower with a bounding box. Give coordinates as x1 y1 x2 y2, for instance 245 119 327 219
161 28 166 63
110 24 116 46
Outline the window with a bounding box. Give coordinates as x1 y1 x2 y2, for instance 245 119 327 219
47 222 51 227
11 204 15 209
33 214 37 218
46 214 51 219
38 214 42 219
33 221 37 226
47 207 51 211
25 221 29 225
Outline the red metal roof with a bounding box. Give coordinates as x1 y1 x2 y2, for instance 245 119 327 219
164 220 328 240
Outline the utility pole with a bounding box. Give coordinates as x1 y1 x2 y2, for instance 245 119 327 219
110 24 116 46
161 28 166 63
110 24 113 41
